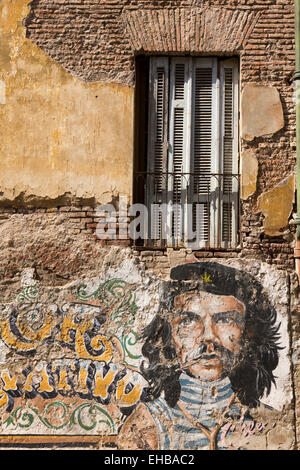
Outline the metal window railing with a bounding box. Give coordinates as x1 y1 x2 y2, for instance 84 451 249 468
134 172 241 250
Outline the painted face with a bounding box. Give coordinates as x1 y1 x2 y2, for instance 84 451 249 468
171 291 246 381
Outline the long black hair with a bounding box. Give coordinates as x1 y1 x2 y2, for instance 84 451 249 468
140 262 282 409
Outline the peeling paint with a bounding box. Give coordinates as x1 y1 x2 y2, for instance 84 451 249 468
241 151 258 200
0 82 5 105
258 175 295 236
0 0 134 205
0 259 293 449
241 85 284 141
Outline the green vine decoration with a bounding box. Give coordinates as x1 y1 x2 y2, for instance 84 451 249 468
76 279 141 367
76 279 127 303
120 330 141 367
2 401 116 434
34 401 71 430
70 403 115 433
3 407 34 429
76 279 138 317
17 286 39 303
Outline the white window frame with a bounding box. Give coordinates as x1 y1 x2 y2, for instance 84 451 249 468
147 56 240 250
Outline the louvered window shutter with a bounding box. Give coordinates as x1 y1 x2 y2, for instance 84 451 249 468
166 58 191 247
147 58 169 245
190 59 218 249
220 59 239 248
146 57 239 249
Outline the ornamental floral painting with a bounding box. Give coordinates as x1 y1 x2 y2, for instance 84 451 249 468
0 261 292 450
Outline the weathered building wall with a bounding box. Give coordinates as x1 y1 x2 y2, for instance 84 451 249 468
0 250 296 450
0 0 298 451
0 0 134 206
1 0 297 265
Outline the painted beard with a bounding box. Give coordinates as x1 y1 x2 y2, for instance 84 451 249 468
182 342 239 377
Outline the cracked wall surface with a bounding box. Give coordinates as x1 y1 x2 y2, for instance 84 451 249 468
258 175 295 236
0 0 134 207
0 253 296 450
0 0 296 212
241 151 259 200
0 0 299 451
241 85 284 141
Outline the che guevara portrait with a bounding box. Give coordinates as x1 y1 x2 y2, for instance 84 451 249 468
118 262 281 450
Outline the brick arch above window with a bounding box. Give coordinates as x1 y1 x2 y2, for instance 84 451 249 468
25 1 265 86
122 7 262 55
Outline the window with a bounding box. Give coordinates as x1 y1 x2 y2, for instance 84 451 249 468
135 56 240 250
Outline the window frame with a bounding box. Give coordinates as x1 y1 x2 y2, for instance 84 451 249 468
133 55 240 251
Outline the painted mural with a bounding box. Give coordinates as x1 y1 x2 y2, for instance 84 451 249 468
0 279 143 437
118 263 282 450
0 262 291 449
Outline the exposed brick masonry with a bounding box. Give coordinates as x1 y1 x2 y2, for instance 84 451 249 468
123 7 260 53
24 0 297 274
0 205 295 276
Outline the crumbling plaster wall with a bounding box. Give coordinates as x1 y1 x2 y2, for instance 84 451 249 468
0 0 297 238
0 0 299 451
0 246 296 450
0 0 296 257
0 0 134 207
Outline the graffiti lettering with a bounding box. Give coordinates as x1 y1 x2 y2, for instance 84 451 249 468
0 280 140 369
220 420 268 448
0 361 142 412
0 279 142 419
0 304 58 352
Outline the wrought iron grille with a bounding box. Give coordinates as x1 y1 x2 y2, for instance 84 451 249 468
134 172 241 250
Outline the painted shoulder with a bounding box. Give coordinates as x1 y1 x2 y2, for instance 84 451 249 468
117 403 159 450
